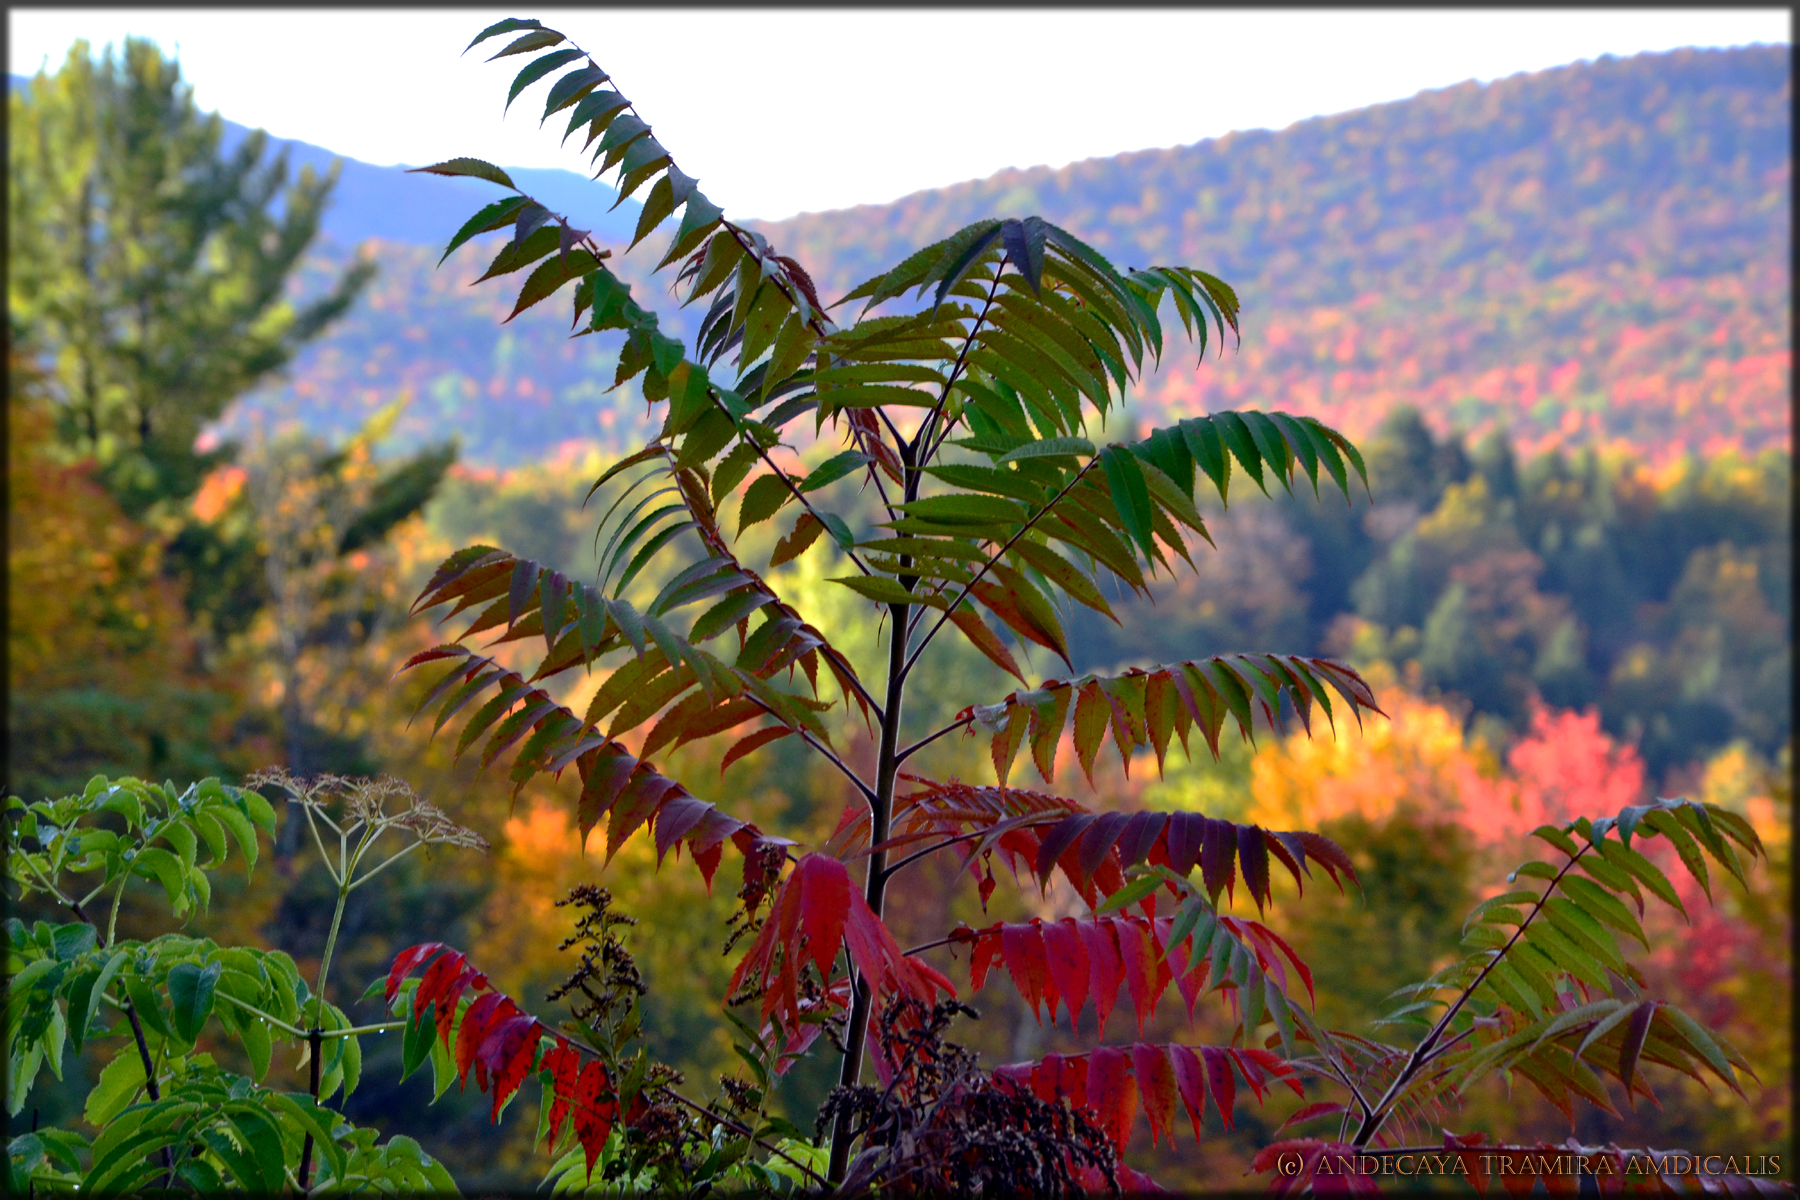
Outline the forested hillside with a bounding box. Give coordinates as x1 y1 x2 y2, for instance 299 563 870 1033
225 44 1788 466
756 44 1789 459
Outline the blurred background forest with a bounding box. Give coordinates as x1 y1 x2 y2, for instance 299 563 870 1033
8 37 1789 1191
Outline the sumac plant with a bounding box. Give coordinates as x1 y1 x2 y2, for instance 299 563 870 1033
382 16 1780 1196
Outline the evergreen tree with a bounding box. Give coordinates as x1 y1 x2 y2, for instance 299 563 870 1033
7 36 373 518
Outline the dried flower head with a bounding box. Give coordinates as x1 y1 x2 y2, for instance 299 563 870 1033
247 767 488 851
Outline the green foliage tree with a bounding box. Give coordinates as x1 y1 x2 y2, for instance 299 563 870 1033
7 37 372 518
9 37 459 788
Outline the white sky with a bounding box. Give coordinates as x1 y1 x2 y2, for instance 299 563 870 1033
10 8 1791 220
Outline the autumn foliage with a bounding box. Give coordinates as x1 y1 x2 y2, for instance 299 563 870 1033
361 16 1781 1193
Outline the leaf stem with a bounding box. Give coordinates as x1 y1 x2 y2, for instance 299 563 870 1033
914 259 1006 466
740 694 876 805
704 388 874 578
880 828 988 885
213 991 308 1037
898 455 1101 683
895 715 975 765
212 990 401 1040
899 933 964 959
299 802 340 886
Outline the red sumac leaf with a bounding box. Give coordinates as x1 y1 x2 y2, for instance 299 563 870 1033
1077 919 1124 1033
481 1014 545 1120
605 769 681 865
437 969 486 1048
971 924 1004 993
1077 811 1131 887
1165 811 1205 876
413 950 470 1022
1116 918 1155 1034
1029 1052 1065 1106
1296 830 1359 894
1059 1053 1091 1116
1267 830 1308 896
1115 810 1168 869
1202 817 1237 905
650 793 713 864
1169 1043 1208 1141
1043 918 1091 1028
1230 1046 1270 1104
569 1059 615 1177
457 993 513 1088
719 725 792 774
1086 1046 1137 1151
1241 1046 1302 1097
576 747 637 845
1132 1044 1177 1147
539 1042 582 1148
1239 822 1271 911
1034 813 1096 887
1002 922 1051 1022
794 852 852 980
386 943 448 1005
1278 1102 1347 1133
1202 1045 1236 1130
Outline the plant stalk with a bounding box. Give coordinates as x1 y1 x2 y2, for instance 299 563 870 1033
827 598 911 1184
297 1027 323 1190
298 830 362 1191
71 898 172 1183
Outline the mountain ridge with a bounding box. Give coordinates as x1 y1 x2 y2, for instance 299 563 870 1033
7 71 643 247
15 44 1787 466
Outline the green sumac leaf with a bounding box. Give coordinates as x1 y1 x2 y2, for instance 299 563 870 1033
797 451 871 494
506 249 602 322
439 196 529 266
542 64 608 122
737 474 793 531
506 48 586 113
832 576 944 609
488 29 563 59
408 158 516 190
659 191 725 269
1100 445 1155 559
998 436 1094 462
897 494 1027 525
1095 872 1162 915
466 18 543 53
477 225 562 283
